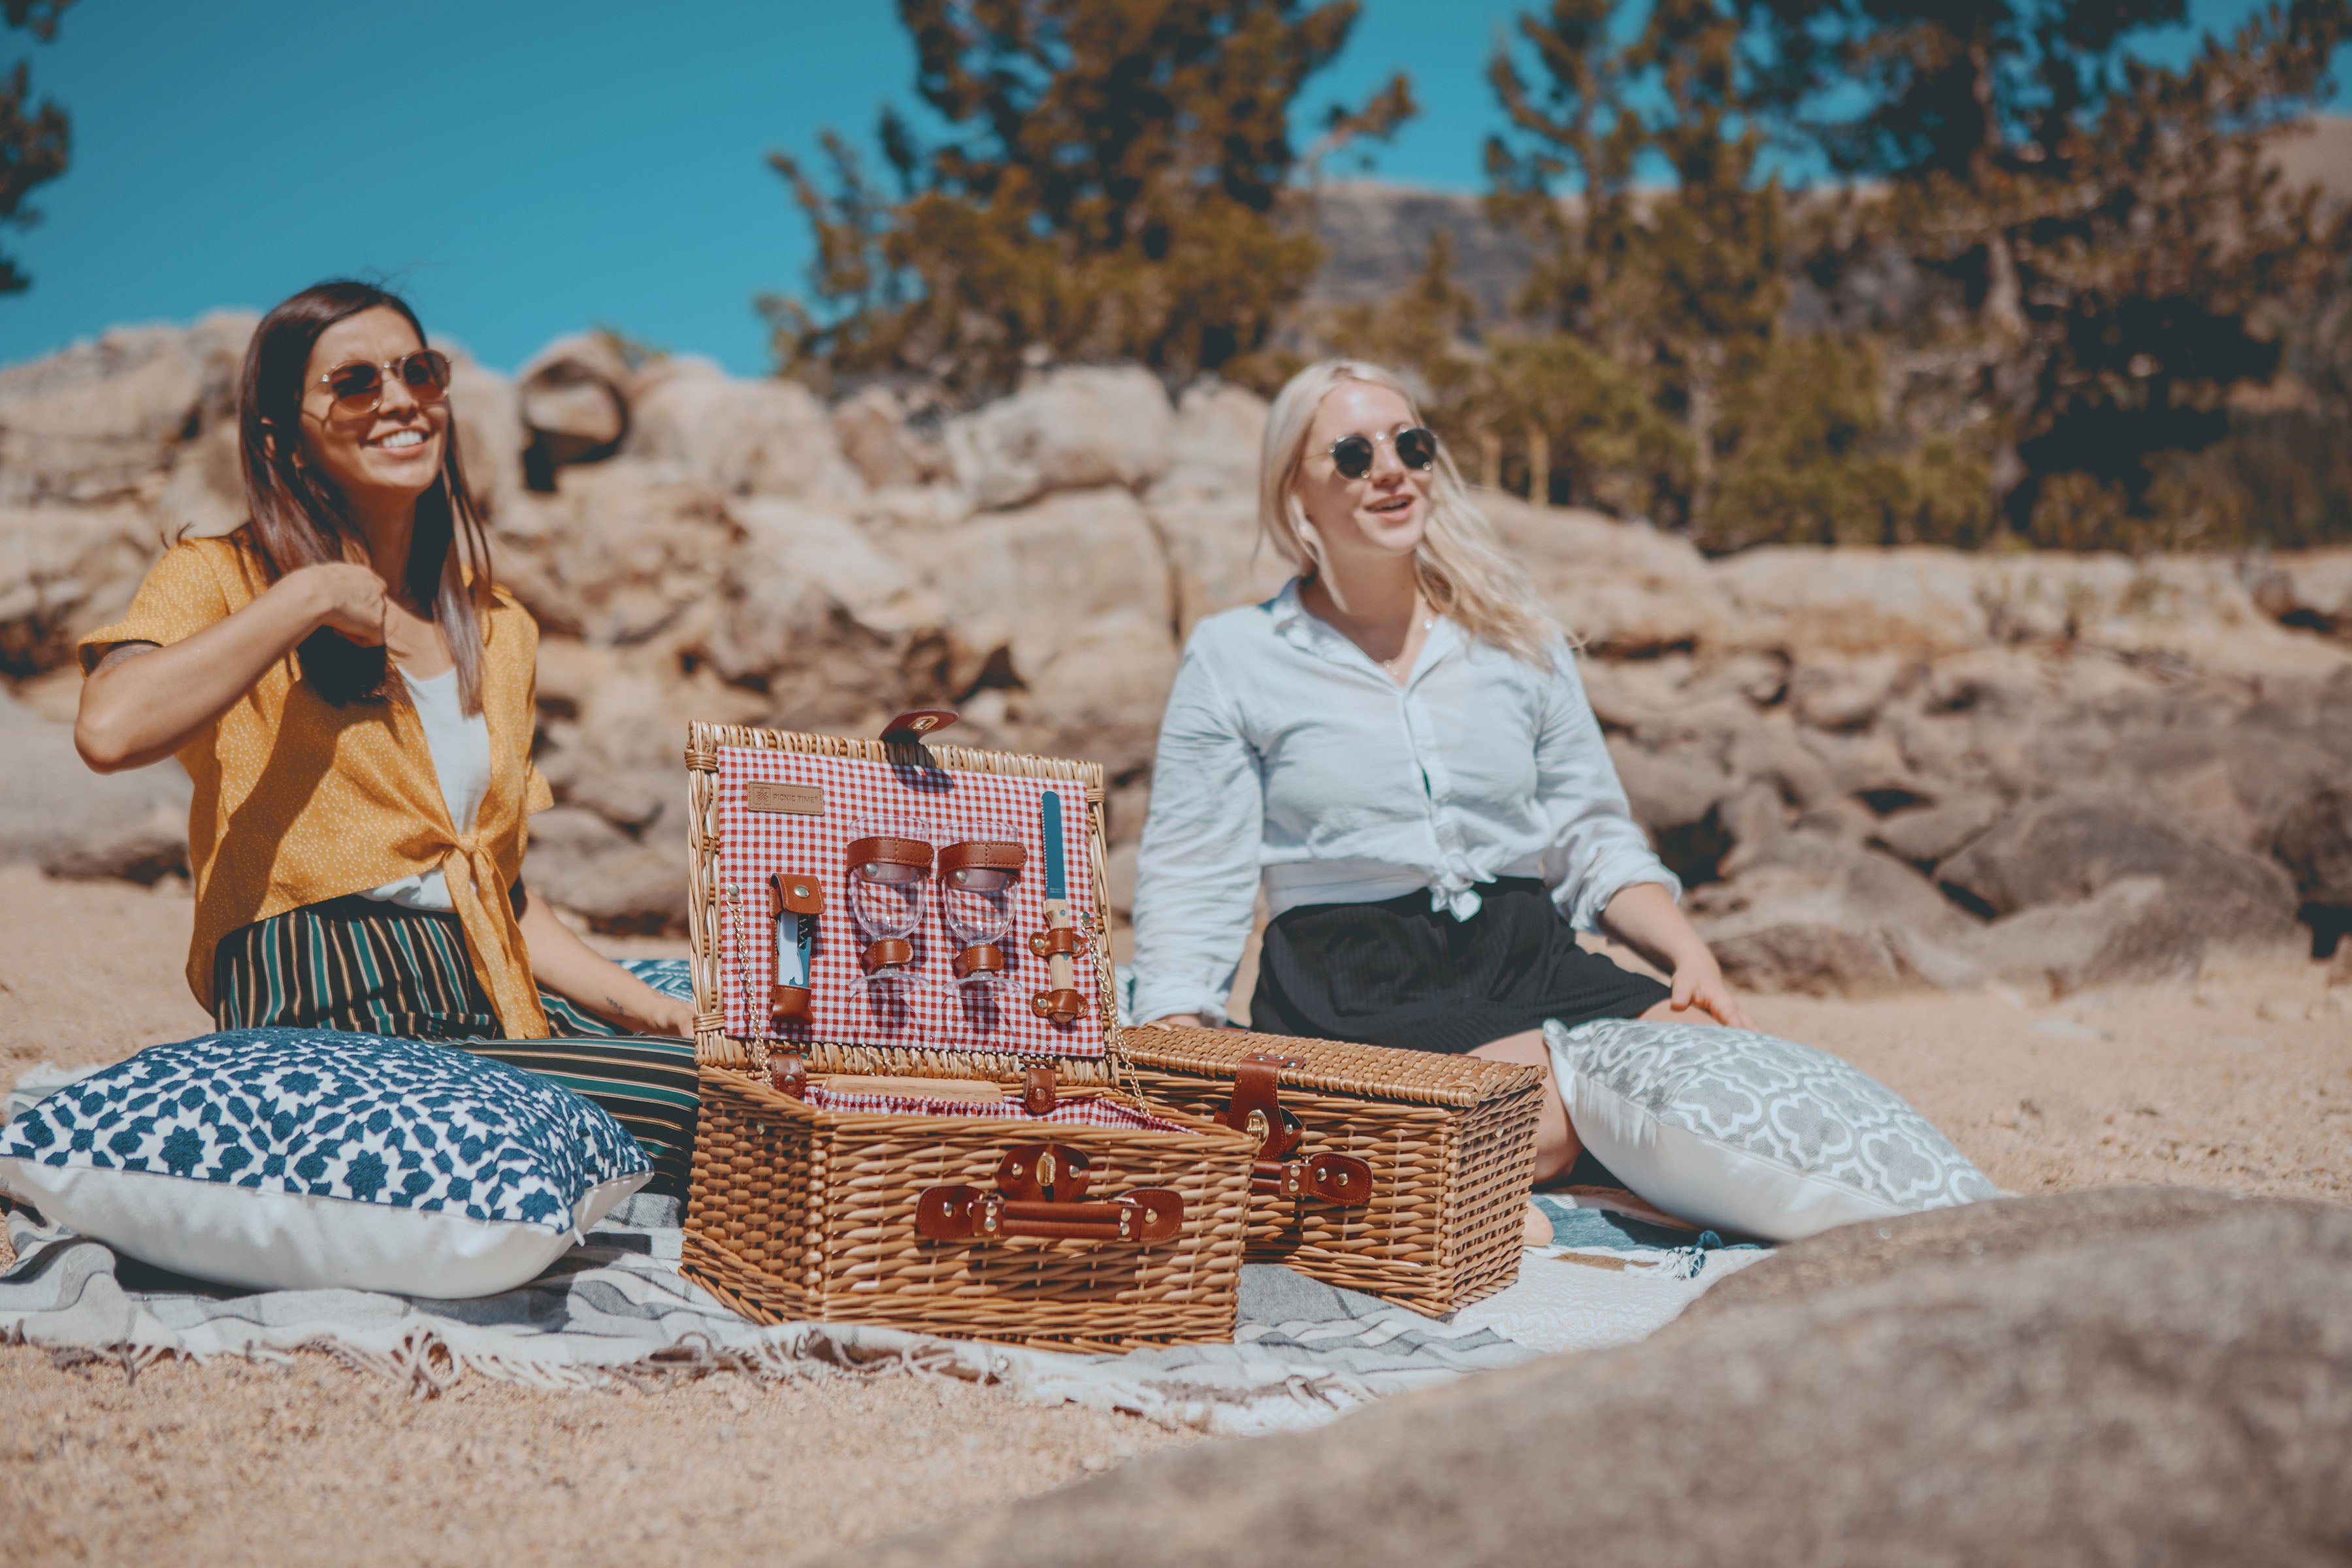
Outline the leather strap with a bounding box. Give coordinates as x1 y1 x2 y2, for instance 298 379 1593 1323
860 936 914 972
769 983 813 1022
768 1053 808 1098
1029 988 1086 1026
1219 1063 1301 1160
953 942 1006 979
1022 1064 1058 1117
846 836 934 872
939 840 1026 879
1028 926 1085 958
915 1185 1182 1244
879 709 958 745
769 873 825 917
1253 1151 1373 1205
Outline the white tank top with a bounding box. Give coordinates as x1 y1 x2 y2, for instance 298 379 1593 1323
359 664 492 911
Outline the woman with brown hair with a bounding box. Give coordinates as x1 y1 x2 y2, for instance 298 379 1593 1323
73 280 700 1194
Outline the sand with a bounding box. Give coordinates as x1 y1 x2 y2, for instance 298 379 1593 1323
2 863 2346 1564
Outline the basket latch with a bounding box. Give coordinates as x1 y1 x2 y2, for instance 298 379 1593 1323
1022 1064 1058 1117
915 1141 1181 1244
1218 1058 1373 1207
768 1052 808 1098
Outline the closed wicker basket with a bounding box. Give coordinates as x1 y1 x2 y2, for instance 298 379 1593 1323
1124 1026 1545 1316
682 720 1256 1352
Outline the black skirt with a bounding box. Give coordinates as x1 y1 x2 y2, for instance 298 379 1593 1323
1248 877 1671 1055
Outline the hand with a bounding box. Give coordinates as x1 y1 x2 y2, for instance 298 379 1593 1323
1146 1013 1204 1030
1666 950 1754 1030
645 994 697 1037
281 562 390 646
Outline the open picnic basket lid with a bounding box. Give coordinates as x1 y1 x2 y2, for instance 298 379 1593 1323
684 712 1125 1087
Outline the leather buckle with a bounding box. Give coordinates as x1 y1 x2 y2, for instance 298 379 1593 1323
995 1141 1090 1201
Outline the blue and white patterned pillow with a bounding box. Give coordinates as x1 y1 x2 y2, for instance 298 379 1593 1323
1544 1017 1997 1243
0 1029 649 1298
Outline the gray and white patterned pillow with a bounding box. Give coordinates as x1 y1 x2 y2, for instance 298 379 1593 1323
1544 1017 1997 1242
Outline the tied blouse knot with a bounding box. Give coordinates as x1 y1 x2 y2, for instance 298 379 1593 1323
1128 579 1680 1026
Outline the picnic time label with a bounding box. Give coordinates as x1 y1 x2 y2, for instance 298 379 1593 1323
745 781 827 816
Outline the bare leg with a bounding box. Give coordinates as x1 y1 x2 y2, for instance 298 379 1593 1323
1479 1000 1709 1188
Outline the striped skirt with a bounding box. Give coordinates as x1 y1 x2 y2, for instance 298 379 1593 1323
211 894 698 1196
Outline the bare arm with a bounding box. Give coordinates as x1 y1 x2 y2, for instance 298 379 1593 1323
515 888 695 1037
1599 881 1754 1029
76 563 391 772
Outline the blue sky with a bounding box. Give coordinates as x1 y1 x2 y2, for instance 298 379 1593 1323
1 1 2341 376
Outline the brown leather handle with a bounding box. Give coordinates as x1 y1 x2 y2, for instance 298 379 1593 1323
846 836 934 872
1252 1151 1374 1205
939 840 1026 879
914 1185 1182 1243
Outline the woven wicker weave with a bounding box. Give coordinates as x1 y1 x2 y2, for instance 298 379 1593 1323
682 721 1257 1349
1125 1026 1545 1316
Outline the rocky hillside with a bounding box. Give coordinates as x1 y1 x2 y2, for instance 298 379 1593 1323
4 317 2349 1000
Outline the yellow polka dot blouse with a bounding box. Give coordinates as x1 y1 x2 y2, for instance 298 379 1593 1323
80 537 557 1038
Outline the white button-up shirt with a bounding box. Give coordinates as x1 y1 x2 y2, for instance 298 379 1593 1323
1130 579 1680 1025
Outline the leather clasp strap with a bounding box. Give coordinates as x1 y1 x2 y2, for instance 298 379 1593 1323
846 836 934 872
1027 925 1085 958
939 840 1026 879
995 1141 1088 1200
953 942 1006 979
769 873 825 917
1253 1151 1373 1204
914 1185 1182 1244
1021 1064 1058 1117
1219 1060 1372 1207
768 1052 808 1098
769 983 813 1023
880 709 958 746
1029 988 1086 1026
860 936 914 973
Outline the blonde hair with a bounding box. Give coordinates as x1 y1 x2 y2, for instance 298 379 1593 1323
1258 359 1565 666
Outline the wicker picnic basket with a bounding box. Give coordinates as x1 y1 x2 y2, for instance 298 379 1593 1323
680 717 1257 1352
1123 1026 1546 1316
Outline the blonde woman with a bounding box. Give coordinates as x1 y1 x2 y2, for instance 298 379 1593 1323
1130 359 1752 1184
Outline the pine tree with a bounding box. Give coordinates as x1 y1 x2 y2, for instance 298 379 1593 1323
762 0 1411 399
0 0 73 296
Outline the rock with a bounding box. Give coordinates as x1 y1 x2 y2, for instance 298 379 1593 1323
1722 715 1837 814
1714 545 1991 657
491 461 738 647
1868 791 2004 868
1977 875 2212 996
0 691 191 877
703 498 951 730
627 357 866 506
1016 606 1180 782
1607 739 1732 885
1938 791 2304 950
1483 495 1734 656
943 367 1173 510
516 333 631 471
896 487 1174 702
1690 832 1985 994
847 1190 2352 1568
0 312 252 507
1145 489 1288 636
2242 546 2352 636
520 805 686 935
1103 841 1139 917
832 385 946 490
2273 783 2352 909
0 500 171 675
1787 652 1916 730
444 353 528 517
531 656 764 836
1149 380 1267 501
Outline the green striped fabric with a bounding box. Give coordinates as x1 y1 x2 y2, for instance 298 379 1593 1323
212 895 698 1195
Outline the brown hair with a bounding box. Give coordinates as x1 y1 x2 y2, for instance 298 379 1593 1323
237 280 494 712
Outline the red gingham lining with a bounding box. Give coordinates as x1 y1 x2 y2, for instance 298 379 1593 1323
800 1084 1192 1134
714 746 1103 1058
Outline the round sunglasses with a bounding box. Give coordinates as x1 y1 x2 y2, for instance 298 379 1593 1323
316 350 452 415
1328 425 1437 480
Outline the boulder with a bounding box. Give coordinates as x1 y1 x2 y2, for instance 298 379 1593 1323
847 1191 2352 1568
894 487 1175 701
1937 791 2304 950
0 690 191 877
1144 489 1288 636
1149 380 1267 501
1482 495 1734 656
444 353 529 517
2274 783 2352 908
519 805 686 936
943 367 1173 510
627 357 866 506
1867 791 2004 869
2242 546 2352 636
0 312 253 508
1015 606 1181 782
1977 875 2213 996
703 498 952 730
1712 544 1992 657
1690 832 1985 994
0 501 170 676
1786 651 1916 731
832 385 947 491
515 333 631 471
1607 739 1732 885
491 461 739 647
531 655 764 837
